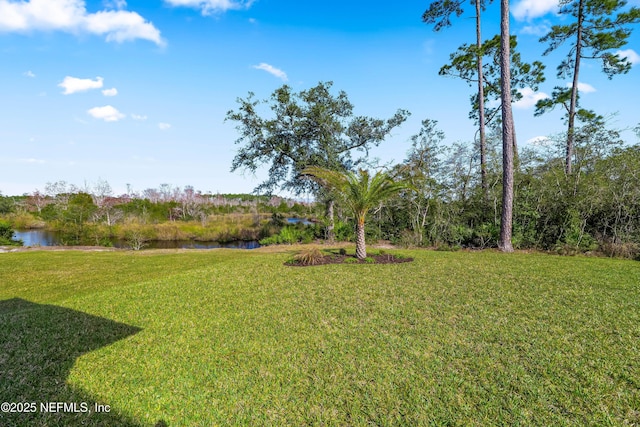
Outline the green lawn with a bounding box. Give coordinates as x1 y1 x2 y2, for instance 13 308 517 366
1 248 639 426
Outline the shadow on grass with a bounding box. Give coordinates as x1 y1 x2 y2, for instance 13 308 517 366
0 298 158 426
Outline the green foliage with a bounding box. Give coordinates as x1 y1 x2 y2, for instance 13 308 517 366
0 194 16 214
360 117 640 258
270 211 286 227
435 244 462 251
440 35 546 126
334 220 354 242
227 81 409 197
422 0 492 32
118 199 176 223
303 166 410 258
66 193 97 224
536 0 640 173
278 226 302 244
2 212 44 230
0 220 22 246
289 202 308 215
259 225 315 245
541 0 640 79
303 167 410 222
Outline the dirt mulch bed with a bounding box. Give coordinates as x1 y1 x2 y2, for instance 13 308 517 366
286 253 413 267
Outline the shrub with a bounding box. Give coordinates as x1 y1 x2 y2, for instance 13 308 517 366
259 225 314 246
395 229 421 248
597 240 640 260
293 247 324 265
435 244 461 252
125 229 151 250
334 221 354 242
0 221 22 246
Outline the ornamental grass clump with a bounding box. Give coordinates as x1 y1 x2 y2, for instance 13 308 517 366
292 247 324 265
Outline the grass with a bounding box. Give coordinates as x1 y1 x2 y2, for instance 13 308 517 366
2 212 270 243
1 248 639 426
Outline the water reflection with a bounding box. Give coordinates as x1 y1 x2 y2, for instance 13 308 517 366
14 230 260 250
14 229 59 247
286 217 314 225
132 240 261 250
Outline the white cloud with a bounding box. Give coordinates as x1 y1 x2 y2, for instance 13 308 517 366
158 122 171 130
0 0 164 46
568 82 596 94
103 0 126 9
20 158 46 164
519 21 551 36
514 87 549 109
512 0 558 20
102 87 118 96
164 0 254 15
131 114 147 120
59 76 103 94
616 49 640 65
83 9 164 45
527 136 552 147
252 63 288 81
87 105 125 122
23 70 36 77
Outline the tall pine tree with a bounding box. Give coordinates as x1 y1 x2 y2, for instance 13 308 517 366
423 0 492 199
536 0 640 174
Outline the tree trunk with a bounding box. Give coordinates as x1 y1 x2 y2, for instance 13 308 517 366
325 199 335 242
512 117 518 159
355 218 367 259
512 115 519 170
566 0 585 175
499 0 515 253
476 0 488 201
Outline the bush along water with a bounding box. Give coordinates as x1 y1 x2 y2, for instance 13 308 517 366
259 224 320 245
0 221 22 246
4 185 317 248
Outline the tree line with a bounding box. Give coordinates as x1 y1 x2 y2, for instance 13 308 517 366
3 1 639 257
223 0 640 259
0 182 313 247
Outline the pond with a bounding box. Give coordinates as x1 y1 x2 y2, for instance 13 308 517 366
286 217 315 225
13 229 261 250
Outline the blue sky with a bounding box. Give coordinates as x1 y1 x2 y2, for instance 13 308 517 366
1 0 639 197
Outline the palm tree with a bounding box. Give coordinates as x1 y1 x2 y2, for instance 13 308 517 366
303 166 408 259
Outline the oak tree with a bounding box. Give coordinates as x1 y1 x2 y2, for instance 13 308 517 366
226 81 409 240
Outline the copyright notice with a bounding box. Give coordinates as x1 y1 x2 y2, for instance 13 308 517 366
1 401 111 414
